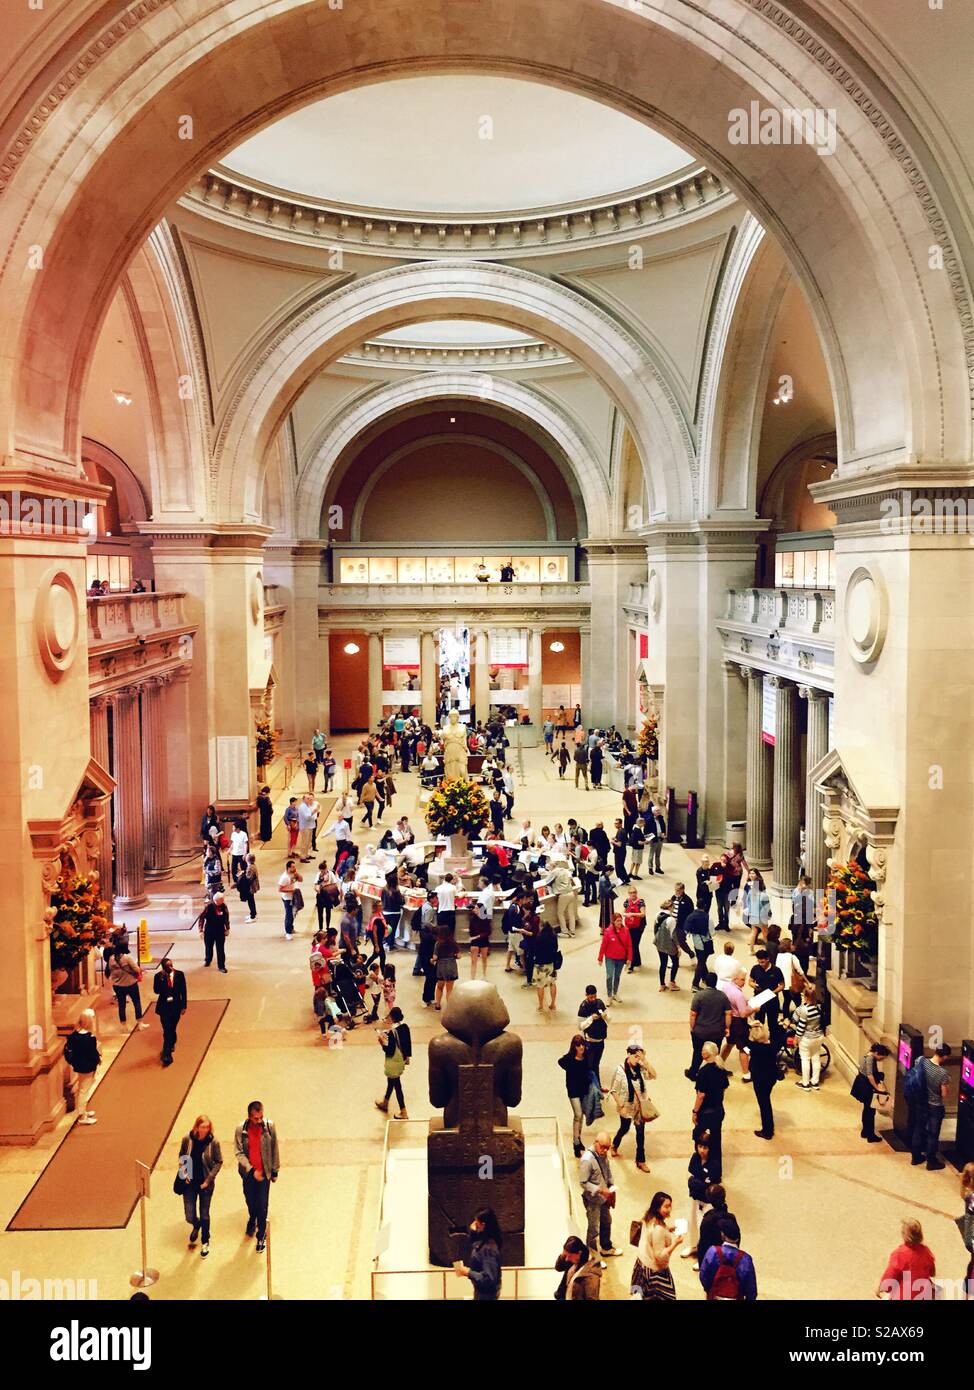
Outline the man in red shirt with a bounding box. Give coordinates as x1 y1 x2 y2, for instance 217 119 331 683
234 1101 280 1254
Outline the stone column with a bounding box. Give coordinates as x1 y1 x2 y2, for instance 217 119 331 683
420 630 437 728
473 627 490 724
141 676 171 881
112 686 148 909
528 628 544 727
721 661 748 836
318 623 331 735
579 626 591 724
743 667 772 867
367 631 383 732
800 685 830 890
770 676 801 893
89 697 114 906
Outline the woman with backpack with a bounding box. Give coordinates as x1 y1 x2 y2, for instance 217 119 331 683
609 1043 656 1172
176 1114 223 1258
631 1190 682 1300
237 853 259 921
533 920 559 1013
654 899 680 992
107 944 149 1029
64 1009 101 1125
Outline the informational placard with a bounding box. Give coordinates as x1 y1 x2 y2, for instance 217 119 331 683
489 628 528 667
544 683 571 709
761 675 776 746
216 735 250 800
383 634 420 668
491 688 527 704
828 696 834 749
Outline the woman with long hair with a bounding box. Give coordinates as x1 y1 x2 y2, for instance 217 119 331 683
558 1033 592 1158
533 920 559 1013
631 1191 683 1300
609 1043 656 1172
432 923 459 1010
176 1114 223 1258
315 861 341 931
455 1207 503 1301
742 868 771 950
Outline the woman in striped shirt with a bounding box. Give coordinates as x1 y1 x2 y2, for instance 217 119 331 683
791 984 824 1090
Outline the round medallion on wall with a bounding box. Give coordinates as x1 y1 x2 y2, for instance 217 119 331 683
36 569 80 680
251 571 264 625
647 568 662 622
844 565 887 665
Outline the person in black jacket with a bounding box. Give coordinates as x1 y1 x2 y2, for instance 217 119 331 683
559 1034 592 1157
375 1007 412 1119
588 821 611 865
696 1184 730 1271
746 1019 779 1139
199 893 230 973
154 958 188 1067
64 1009 101 1125
455 1208 503 1300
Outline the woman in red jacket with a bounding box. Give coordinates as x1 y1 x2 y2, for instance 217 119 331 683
876 1218 936 1300
598 912 632 1003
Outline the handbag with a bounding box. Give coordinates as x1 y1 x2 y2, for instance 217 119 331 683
850 1072 874 1104
629 1219 642 1248
173 1175 188 1196
291 887 305 912
872 1090 892 1112
639 1093 660 1124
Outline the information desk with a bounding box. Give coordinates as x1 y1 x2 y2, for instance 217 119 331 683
352 877 560 945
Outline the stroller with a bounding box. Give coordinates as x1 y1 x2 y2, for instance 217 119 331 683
332 961 364 1020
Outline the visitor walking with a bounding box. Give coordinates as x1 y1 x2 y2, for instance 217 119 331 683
654 899 681 992
876 1218 936 1300
745 1018 779 1140
154 957 187 1067
107 944 149 1028
176 1114 223 1258
577 985 609 1087
237 853 259 920
608 1043 656 1172
631 1191 682 1300
597 911 632 1003
277 859 303 938
554 1236 603 1300
432 924 460 1009
199 891 230 973
375 1006 411 1119
621 885 645 971
256 786 273 845
686 972 731 1081
791 984 825 1090
64 1009 101 1125
454 1208 503 1300
699 1216 757 1300
692 1043 729 1181
534 920 559 1012
559 1034 594 1157
234 1101 280 1254
579 1132 621 1257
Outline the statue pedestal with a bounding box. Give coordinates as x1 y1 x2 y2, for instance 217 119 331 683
427 1062 525 1266
445 831 473 875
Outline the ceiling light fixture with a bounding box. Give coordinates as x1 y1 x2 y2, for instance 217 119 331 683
549 640 565 653
112 390 133 406
343 641 360 655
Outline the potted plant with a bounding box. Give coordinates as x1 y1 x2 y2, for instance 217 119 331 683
637 712 659 762
425 777 490 860
825 859 878 978
255 712 276 779
45 871 110 995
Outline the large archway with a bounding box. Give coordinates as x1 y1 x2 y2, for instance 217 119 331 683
1 0 970 499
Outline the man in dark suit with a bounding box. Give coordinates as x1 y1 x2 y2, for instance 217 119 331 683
588 821 611 865
489 790 506 835
645 804 667 874
154 957 187 1067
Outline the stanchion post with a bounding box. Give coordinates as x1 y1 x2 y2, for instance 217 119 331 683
129 1161 159 1288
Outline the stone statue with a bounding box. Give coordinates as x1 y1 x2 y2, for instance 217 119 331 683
440 707 468 781
427 980 525 1265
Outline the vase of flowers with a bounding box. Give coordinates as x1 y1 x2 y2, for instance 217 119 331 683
637 712 659 762
255 713 276 778
45 871 110 992
425 777 490 843
826 859 878 963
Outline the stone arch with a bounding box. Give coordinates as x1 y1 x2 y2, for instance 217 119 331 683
294 371 610 539
214 261 691 525
0 0 971 491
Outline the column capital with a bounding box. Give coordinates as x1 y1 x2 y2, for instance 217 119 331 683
739 664 760 682
768 674 794 690
723 658 746 679
798 684 829 702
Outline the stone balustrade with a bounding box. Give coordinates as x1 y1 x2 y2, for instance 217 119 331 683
725 586 835 637
320 581 590 611
87 591 189 647
717 586 835 691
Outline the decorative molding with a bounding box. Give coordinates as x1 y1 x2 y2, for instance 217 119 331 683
35 568 81 682
844 565 888 667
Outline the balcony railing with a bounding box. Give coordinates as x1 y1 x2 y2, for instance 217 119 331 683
87 591 189 646
725 586 835 637
320 581 590 607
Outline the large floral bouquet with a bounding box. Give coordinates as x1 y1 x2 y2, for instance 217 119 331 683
255 713 276 767
637 712 659 761
826 860 878 957
425 777 490 838
45 872 111 972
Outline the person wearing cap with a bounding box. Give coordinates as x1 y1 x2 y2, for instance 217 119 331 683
199 892 231 973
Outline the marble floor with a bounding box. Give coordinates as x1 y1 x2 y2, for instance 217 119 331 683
0 739 967 1301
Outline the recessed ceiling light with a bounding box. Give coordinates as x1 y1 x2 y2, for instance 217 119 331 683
112 390 133 406
549 640 565 653
343 641 360 655
449 416 456 423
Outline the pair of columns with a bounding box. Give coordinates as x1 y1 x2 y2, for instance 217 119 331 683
90 677 172 910
740 666 829 892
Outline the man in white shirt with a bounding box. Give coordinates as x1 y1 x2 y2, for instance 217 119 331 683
709 939 744 983
502 766 515 818
296 795 318 862
321 815 351 870
435 874 457 927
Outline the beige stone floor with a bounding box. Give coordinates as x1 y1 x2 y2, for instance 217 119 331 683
0 739 967 1301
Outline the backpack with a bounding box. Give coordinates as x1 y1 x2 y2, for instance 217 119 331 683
707 1247 744 1300
903 1057 928 1107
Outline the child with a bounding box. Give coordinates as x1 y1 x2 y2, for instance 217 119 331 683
363 960 383 1024
381 963 397 1020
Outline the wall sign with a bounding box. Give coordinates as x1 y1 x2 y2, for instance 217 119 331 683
489 628 528 667
383 634 420 668
761 675 776 746
216 735 250 801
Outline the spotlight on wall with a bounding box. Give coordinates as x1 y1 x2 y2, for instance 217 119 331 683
112 390 134 406
449 416 456 423
549 640 565 653
343 641 360 655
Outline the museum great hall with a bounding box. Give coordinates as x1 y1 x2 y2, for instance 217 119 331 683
0 0 973 1309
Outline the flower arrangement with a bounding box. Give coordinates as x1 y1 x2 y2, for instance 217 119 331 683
425 777 490 838
825 859 878 957
255 713 276 768
637 712 659 761
45 872 110 973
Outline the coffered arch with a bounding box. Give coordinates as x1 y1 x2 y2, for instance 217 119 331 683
293 371 610 540
214 260 692 527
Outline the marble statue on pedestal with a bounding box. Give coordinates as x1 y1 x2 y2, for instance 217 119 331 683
440 707 468 781
427 981 525 1266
